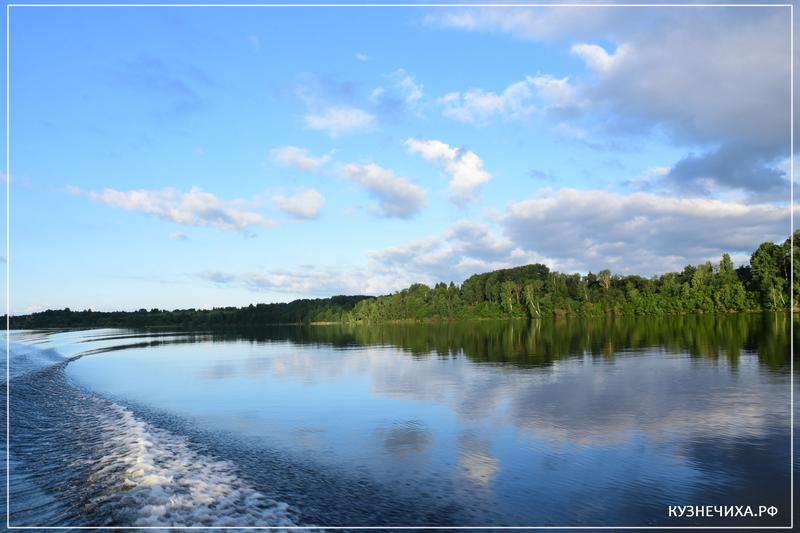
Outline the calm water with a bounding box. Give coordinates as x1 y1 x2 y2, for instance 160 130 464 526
3 313 794 527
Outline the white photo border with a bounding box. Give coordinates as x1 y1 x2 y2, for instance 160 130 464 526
4 2 795 530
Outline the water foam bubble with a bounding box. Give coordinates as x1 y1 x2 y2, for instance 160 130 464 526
75 401 299 528
6 340 303 528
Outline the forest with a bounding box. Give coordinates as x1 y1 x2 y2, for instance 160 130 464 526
7 232 798 329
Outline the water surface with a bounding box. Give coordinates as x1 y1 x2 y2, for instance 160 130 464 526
5 313 794 527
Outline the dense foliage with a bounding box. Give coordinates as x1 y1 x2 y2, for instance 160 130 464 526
9 295 369 329
347 232 799 321
8 233 799 328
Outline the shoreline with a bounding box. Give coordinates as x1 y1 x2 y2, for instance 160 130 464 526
5 307 797 331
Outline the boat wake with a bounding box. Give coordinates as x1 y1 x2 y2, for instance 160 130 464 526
3 340 300 528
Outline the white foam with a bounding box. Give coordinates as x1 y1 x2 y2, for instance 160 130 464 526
77 402 298 528
5 342 68 381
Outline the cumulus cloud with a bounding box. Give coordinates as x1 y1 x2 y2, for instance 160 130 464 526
502 188 791 274
428 7 791 196
271 146 331 172
192 187 790 299
364 189 792 284
570 42 630 73
570 13 789 195
199 221 519 298
580 12 788 149
304 106 376 137
271 188 325 220
369 220 522 285
339 163 427 218
85 187 273 233
405 138 491 206
438 74 574 126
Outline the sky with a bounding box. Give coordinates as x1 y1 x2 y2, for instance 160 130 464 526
3 3 794 313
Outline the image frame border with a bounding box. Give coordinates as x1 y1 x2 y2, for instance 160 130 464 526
3 2 795 529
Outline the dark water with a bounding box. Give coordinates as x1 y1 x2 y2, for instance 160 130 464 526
2 313 794 527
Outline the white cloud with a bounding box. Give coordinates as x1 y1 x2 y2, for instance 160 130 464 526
434 8 789 145
369 68 425 117
199 265 410 297
438 74 574 126
339 163 427 219
200 221 518 298
271 146 331 172
502 188 792 274
427 7 791 196
578 14 788 148
424 7 623 42
355 52 370 62
405 138 491 206
369 220 519 284
192 186 791 299
168 232 189 241
622 166 672 191
570 43 630 72
304 106 376 137
247 35 260 52
271 188 325 220
391 68 423 107
363 188 792 285
528 75 576 107
86 187 273 233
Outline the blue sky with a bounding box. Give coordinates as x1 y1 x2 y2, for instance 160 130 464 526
4 4 793 313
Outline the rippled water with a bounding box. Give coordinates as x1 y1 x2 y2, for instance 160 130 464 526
2 313 794 527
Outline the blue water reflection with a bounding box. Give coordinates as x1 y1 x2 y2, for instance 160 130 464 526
40 314 791 526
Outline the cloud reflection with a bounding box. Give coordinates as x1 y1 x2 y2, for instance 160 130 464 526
459 432 499 486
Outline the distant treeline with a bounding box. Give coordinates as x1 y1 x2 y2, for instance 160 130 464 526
8 295 370 329
7 233 798 329
349 232 798 321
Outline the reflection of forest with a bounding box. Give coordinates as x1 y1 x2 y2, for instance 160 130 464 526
199 312 791 371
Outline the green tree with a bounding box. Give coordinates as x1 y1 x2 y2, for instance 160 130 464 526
500 280 515 313
751 242 787 308
523 280 543 318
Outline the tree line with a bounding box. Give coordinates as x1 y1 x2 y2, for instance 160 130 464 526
8 295 370 329
7 232 798 329
347 232 798 321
